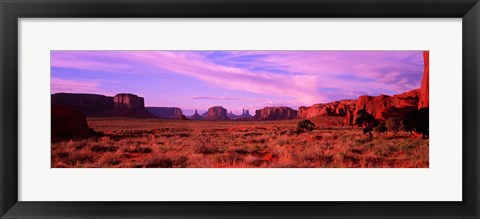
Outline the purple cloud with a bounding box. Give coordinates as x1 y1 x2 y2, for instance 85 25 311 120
51 77 102 94
191 96 240 100
51 50 424 109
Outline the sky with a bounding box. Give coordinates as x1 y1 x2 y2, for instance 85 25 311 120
51 51 425 116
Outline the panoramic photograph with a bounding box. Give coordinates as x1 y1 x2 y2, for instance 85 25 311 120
51 50 429 168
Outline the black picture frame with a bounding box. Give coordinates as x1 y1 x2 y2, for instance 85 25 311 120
1 0 479 218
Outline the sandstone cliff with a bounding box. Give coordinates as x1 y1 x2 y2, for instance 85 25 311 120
113 93 145 109
146 107 184 119
204 106 230 120
188 110 204 120
419 51 429 109
254 107 297 120
295 51 429 125
51 106 97 142
227 109 253 120
51 93 113 116
344 110 355 126
51 93 156 118
298 99 356 119
354 89 420 121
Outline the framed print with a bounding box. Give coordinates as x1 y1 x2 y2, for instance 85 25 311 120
48 50 430 169
1 0 479 218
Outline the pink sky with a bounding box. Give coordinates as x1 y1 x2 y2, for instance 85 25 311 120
51 51 425 115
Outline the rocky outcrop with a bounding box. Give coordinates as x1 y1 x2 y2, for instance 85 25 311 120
297 51 428 125
254 107 297 120
51 93 114 115
227 108 253 120
146 107 184 119
419 51 429 109
113 93 145 109
114 108 156 118
188 110 204 120
51 93 156 118
51 106 97 142
344 110 355 126
298 99 356 119
227 111 236 119
204 106 230 120
354 89 420 121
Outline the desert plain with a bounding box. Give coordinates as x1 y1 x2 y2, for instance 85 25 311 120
51 117 428 168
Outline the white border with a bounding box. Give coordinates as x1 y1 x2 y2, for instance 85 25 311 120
19 18 462 201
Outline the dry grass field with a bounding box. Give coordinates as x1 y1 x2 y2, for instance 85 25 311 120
51 117 428 168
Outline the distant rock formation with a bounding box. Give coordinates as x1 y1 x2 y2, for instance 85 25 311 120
227 110 236 119
51 93 113 113
239 109 253 119
419 51 429 109
51 106 97 142
227 108 253 120
51 93 155 118
205 106 230 120
254 107 297 120
298 99 356 119
188 109 204 120
354 89 420 121
146 107 184 119
113 93 145 109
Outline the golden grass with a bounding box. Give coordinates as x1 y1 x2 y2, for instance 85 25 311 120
51 117 428 168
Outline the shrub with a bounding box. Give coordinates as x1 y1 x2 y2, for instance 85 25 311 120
64 153 95 165
196 146 223 154
374 122 387 133
99 153 122 166
123 146 152 154
385 118 405 133
297 120 316 132
354 110 380 137
144 157 173 168
404 108 429 138
91 145 119 153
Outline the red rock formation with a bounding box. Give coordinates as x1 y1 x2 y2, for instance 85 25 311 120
298 99 356 119
51 93 155 118
254 107 297 120
188 109 204 120
51 106 96 142
205 106 230 120
146 107 184 119
227 111 236 119
227 108 253 120
344 110 354 126
354 89 420 121
115 108 156 118
419 51 429 109
52 93 113 112
113 93 145 109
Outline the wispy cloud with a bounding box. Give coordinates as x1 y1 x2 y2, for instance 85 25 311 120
51 77 103 94
191 96 239 100
51 50 424 106
51 51 325 104
190 96 276 104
